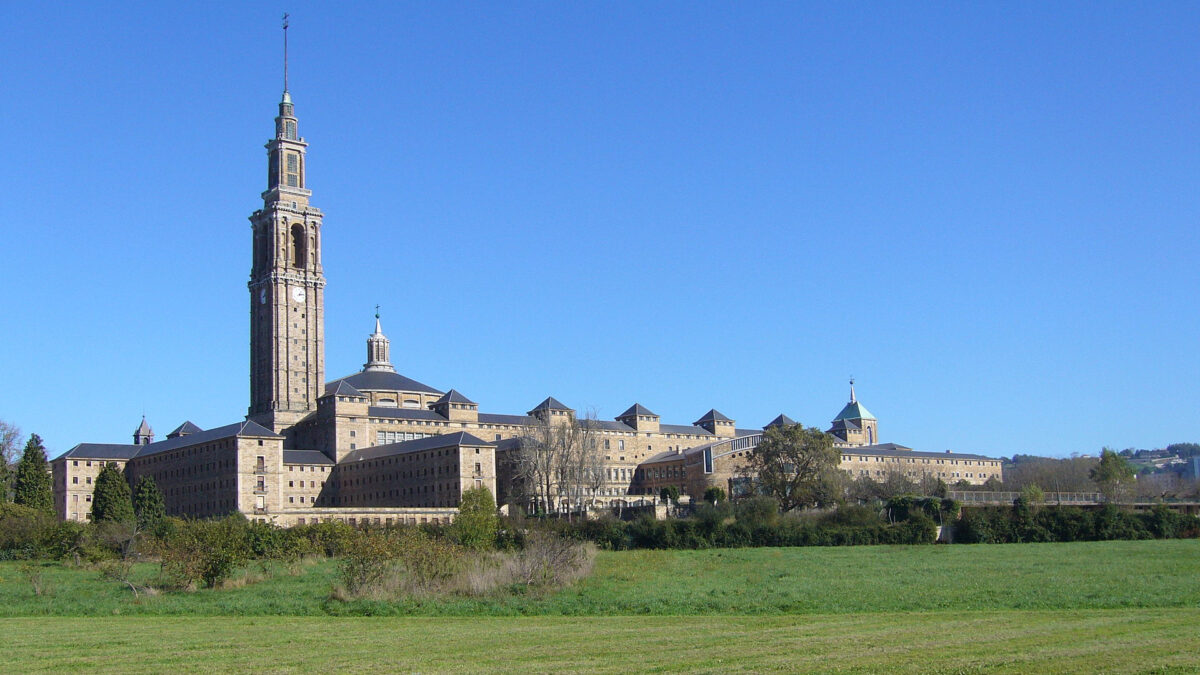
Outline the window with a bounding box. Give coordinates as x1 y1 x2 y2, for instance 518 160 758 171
286 153 299 187
72 477 78 484
284 120 297 140
619 440 625 451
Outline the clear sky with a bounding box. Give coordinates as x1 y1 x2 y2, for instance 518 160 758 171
1 2 1197 460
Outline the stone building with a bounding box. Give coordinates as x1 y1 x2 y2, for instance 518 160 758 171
51 67 1002 525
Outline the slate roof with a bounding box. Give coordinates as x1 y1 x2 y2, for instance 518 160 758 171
734 428 759 437
341 431 494 463
166 421 204 438
832 400 875 421
764 414 797 428
840 443 997 462
134 417 153 436
132 420 281 458
529 397 572 412
659 423 713 436
282 449 335 465
829 418 861 432
325 370 442 396
617 403 658 419
434 389 476 406
694 409 732 424
56 443 142 461
366 407 446 421
56 420 280 462
477 412 533 426
325 381 366 398
579 419 636 432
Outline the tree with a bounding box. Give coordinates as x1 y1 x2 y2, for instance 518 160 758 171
13 434 53 515
659 485 680 504
703 486 726 504
90 462 134 523
1090 448 1135 502
515 410 603 518
741 424 843 512
0 420 21 501
448 486 498 551
132 475 166 533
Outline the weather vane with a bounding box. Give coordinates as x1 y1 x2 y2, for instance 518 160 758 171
282 13 290 93
375 304 380 319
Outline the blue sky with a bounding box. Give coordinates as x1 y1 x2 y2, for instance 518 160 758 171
1 2 1197 459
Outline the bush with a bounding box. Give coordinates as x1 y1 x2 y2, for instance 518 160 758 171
703 487 727 504
337 530 401 595
156 516 250 589
0 503 55 559
734 496 779 529
448 486 499 551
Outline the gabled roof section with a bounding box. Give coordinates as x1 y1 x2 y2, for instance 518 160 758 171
326 370 442 396
829 418 861 432
282 449 335 465
167 421 203 438
580 419 636 432
55 443 142 461
617 403 658 419
367 407 446 421
764 414 797 428
659 423 713 436
434 389 476 406
478 412 533 426
832 401 875 421
341 431 494 463
134 417 153 436
132 420 281 458
529 396 572 412
324 380 366 398
694 409 732 425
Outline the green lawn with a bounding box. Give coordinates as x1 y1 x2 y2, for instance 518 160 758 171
2 539 1197 616
6 611 1200 673
2 540 1198 672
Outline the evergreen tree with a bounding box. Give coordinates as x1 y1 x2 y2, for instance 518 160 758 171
90 462 134 523
132 475 166 532
13 434 53 514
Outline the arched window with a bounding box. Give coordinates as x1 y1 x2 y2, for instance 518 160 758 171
291 224 306 268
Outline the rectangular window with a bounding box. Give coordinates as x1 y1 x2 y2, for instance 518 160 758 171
286 153 299 187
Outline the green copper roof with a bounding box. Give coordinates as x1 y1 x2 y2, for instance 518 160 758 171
832 400 875 422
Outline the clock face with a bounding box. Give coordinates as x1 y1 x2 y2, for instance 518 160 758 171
292 287 306 303
259 289 267 305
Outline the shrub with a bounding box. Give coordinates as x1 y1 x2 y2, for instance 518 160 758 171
703 487 727 504
337 530 401 595
734 496 779 529
0 502 55 559
157 516 250 589
395 529 465 593
449 486 499 551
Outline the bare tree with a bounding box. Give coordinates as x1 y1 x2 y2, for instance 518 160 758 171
517 409 605 520
514 418 561 516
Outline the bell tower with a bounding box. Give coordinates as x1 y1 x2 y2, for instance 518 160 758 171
247 16 325 433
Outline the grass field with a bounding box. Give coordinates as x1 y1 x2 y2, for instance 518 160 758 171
2 540 1198 672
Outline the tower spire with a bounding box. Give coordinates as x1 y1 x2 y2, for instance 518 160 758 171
849 377 856 403
282 13 290 96
365 310 395 372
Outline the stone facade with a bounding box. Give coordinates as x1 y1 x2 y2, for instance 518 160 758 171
50 79 1003 525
